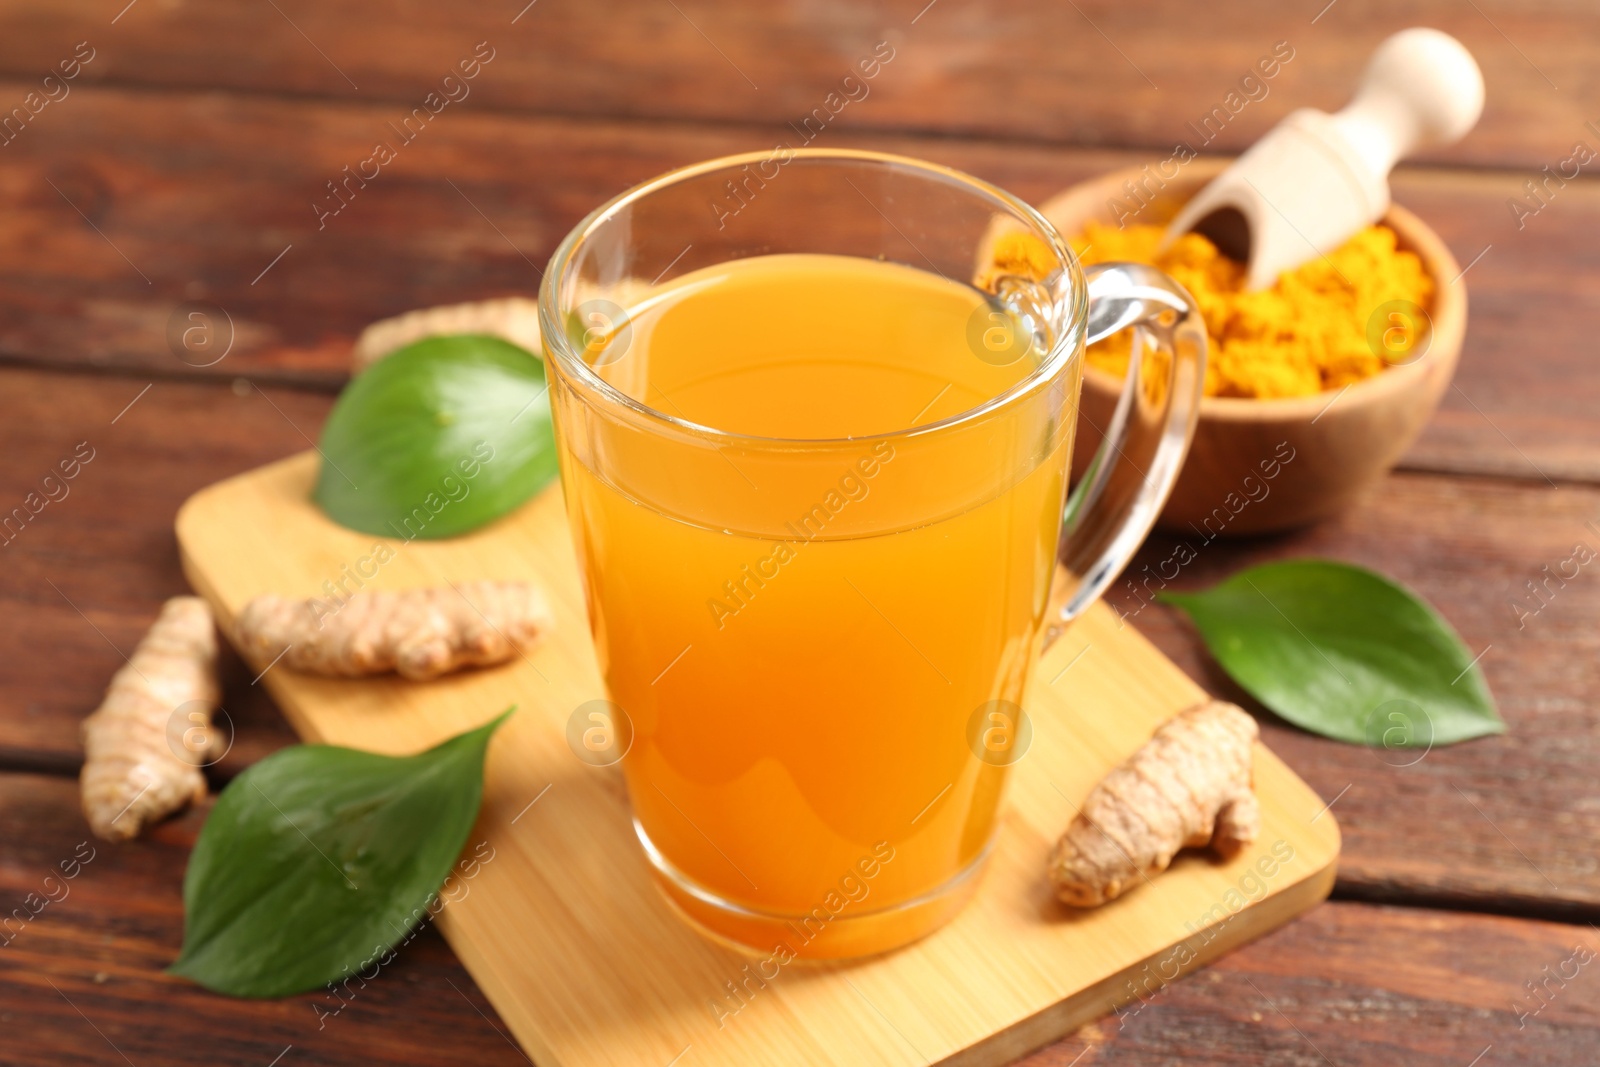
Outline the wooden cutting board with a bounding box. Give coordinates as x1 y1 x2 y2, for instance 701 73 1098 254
176 451 1339 1067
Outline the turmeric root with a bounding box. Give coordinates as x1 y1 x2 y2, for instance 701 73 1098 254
1050 700 1260 907
353 297 542 372
235 580 554 681
81 596 220 841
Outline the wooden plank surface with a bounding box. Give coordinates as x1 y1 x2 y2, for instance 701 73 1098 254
1020 901 1600 1066
0 367 310 775
0 84 1136 387
1384 167 1600 485
0 87 1595 479
0 1 1586 169
4 774 1592 1067
2 3 1596 1061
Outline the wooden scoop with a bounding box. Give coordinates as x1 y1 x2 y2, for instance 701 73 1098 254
1162 28 1483 290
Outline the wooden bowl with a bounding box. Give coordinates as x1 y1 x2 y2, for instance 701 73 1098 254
1038 159 1465 535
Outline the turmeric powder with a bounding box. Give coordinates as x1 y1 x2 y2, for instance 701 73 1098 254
989 222 1433 399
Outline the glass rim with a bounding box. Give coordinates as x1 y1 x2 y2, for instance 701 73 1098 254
537 147 1086 449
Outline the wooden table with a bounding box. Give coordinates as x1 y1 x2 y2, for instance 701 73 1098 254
3 3 1596 1063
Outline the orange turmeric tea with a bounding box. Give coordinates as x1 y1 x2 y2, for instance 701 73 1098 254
552 253 1078 955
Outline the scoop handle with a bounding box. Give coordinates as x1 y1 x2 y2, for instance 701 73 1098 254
1330 27 1485 185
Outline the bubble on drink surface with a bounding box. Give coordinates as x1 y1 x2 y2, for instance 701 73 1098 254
566 699 633 767
571 299 632 368
165 702 234 768
1364 299 1432 367
166 301 235 368
1363 698 1433 767
966 699 1032 766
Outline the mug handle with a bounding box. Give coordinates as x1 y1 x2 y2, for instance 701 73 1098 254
1053 262 1207 628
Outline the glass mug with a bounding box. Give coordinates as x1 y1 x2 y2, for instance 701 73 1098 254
540 149 1205 959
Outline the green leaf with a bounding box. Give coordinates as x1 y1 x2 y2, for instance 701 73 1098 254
169 709 513 998
314 334 556 539
1160 560 1502 747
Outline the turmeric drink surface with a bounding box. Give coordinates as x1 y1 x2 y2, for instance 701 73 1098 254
552 253 1078 955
